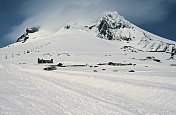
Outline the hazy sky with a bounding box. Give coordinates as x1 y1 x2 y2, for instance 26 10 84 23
0 0 176 48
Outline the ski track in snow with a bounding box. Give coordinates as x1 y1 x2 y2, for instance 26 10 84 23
0 62 175 114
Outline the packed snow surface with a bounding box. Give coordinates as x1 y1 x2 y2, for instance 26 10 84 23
1 12 176 114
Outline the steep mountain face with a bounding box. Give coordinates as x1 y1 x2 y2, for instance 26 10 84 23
89 11 176 53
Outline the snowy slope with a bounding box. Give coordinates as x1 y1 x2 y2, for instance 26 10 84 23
0 11 176 115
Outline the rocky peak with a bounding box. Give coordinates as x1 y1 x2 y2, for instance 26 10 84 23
95 11 131 40
17 26 40 43
26 26 40 34
89 11 176 53
99 11 131 29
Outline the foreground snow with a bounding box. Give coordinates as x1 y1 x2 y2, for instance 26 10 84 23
0 28 176 115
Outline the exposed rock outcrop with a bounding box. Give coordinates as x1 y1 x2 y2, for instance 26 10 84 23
16 26 40 43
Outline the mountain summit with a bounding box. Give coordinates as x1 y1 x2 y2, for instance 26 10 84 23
88 11 176 53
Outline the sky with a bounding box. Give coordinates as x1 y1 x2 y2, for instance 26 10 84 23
0 0 176 48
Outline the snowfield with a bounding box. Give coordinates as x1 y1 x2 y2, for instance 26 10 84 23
1 14 176 114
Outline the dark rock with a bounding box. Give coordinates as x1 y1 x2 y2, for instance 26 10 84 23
94 66 99 68
94 70 98 72
108 62 114 65
97 63 106 66
170 64 176 66
57 63 63 67
153 59 161 62
146 56 154 60
17 33 29 43
44 66 57 71
69 64 87 67
98 19 114 40
113 70 118 72
26 26 40 33
64 25 70 29
107 62 135 66
17 26 40 43
89 25 96 30
127 63 133 66
129 70 135 72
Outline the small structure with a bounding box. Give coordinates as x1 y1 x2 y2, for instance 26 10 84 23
38 58 53 64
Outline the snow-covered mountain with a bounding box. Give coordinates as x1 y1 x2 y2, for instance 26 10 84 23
14 11 176 54
0 11 176 114
88 11 176 53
